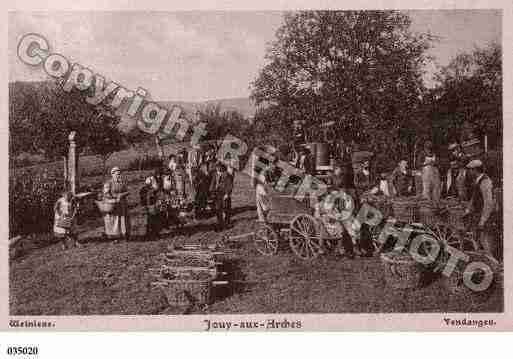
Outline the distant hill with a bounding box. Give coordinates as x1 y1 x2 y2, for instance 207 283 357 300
158 97 261 119
9 80 261 119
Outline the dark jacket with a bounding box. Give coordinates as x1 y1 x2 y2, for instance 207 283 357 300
355 170 371 192
209 171 233 197
390 167 412 197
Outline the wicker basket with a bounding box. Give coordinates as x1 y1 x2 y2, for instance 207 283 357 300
158 279 212 306
418 201 440 227
443 251 502 303
95 199 117 214
447 205 467 230
381 251 424 290
391 198 417 223
56 216 73 229
363 195 392 220
162 251 217 268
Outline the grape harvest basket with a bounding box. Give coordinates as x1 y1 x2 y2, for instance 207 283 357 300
151 245 228 307
380 250 425 290
151 267 216 306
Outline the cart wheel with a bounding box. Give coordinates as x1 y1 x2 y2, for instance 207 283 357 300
426 223 462 250
254 224 279 256
289 214 323 260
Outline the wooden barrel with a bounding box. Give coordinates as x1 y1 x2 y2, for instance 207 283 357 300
315 142 331 167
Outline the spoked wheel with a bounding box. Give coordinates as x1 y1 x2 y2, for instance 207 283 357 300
289 214 324 260
425 223 462 250
254 223 279 256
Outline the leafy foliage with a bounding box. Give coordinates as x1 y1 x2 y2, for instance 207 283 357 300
251 10 434 163
9 169 63 236
427 42 501 149
9 81 126 164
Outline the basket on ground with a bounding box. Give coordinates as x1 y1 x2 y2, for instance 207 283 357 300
391 198 417 223
381 251 425 290
418 200 440 227
447 204 467 230
157 278 212 307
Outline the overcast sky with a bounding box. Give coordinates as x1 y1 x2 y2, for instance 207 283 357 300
9 10 501 102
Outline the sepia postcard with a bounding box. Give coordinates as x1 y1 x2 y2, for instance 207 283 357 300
1 0 512 331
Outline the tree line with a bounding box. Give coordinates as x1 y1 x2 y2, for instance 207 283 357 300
250 10 501 174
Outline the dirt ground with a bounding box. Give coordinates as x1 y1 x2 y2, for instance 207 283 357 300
9 172 503 315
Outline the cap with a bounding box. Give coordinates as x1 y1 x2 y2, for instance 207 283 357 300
111 166 121 174
466 159 483 169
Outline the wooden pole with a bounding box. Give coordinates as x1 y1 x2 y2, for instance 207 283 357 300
68 131 79 194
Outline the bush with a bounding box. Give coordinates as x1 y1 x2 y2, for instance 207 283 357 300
9 169 64 236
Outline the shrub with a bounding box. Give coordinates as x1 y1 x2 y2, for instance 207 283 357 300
9 169 64 236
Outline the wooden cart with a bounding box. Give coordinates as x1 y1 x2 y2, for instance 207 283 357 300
253 189 351 260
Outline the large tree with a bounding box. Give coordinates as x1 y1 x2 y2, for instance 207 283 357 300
9 81 125 168
427 42 501 149
251 10 434 164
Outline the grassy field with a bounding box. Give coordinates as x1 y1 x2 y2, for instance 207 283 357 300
9 171 503 315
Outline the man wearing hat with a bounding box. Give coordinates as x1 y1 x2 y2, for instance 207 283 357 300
210 162 233 231
444 160 460 198
464 159 497 258
418 140 441 204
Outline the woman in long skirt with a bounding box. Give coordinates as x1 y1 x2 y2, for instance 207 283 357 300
103 167 131 240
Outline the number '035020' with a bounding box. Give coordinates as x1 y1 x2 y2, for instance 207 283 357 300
6 346 39 355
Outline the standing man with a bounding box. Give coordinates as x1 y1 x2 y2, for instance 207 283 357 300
419 141 441 204
355 160 371 193
464 159 497 259
444 160 459 198
187 143 201 216
210 162 233 231
390 159 412 197
299 147 315 175
187 144 201 185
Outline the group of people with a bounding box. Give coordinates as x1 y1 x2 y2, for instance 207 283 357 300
52 144 236 249
254 138 499 260
140 146 235 238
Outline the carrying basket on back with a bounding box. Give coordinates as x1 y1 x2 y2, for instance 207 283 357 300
391 198 417 223
381 251 424 290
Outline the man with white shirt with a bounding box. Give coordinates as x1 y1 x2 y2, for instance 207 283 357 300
464 159 497 259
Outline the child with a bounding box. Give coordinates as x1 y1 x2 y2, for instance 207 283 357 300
53 190 80 249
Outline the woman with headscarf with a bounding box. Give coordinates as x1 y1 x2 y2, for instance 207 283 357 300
103 167 131 241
